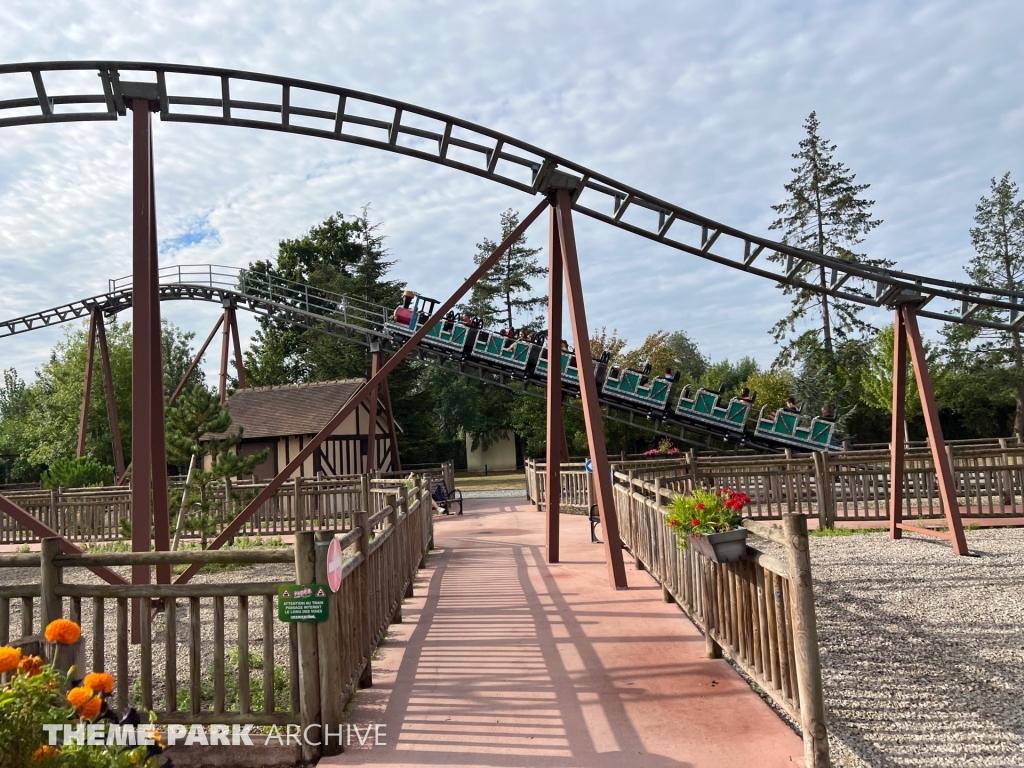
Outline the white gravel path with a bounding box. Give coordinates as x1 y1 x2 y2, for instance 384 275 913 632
799 528 1024 767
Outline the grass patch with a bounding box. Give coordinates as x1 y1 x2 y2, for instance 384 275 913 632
172 535 287 574
371 630 395 661
811 526 888 537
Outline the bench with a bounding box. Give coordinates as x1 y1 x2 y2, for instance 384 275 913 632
430 479 463 515
589 505 601 543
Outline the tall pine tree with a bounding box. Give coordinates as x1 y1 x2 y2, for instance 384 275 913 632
942 173 1024 438
768 112 888 366
465 208 546 331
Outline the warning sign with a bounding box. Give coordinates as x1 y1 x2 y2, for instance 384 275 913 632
278 584 329 622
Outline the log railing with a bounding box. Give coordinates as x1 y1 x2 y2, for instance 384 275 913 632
0 464 452 544
613 471 829 768
0 476 434 762
529 444 1024 526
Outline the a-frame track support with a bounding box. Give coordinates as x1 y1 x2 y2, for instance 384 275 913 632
889 301 969 555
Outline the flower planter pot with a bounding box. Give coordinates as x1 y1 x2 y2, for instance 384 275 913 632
690 527 748 564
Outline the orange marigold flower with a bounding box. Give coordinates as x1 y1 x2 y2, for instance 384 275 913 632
45 618 81 645
67 685 96 711
84 671 115 695
33 746 60 763
0 646 22 674
78 694 102 720
18 654 44 677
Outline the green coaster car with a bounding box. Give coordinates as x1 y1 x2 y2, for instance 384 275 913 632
755 405 835 451
675 386 750 433
602 366 673 411
534 346 606 393
470 330 542 373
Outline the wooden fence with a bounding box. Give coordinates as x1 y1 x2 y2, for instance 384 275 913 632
0 476 434 762
0 462 453 545
527 443 1024 525
613 471 829 768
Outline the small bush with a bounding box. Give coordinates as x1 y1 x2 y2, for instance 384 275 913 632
40 456 114 489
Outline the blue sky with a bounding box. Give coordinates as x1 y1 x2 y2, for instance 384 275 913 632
0 1 1022 384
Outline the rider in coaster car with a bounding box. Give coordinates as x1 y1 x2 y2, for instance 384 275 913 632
739 387 753 404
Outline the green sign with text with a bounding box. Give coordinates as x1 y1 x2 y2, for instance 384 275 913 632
278 584 329 623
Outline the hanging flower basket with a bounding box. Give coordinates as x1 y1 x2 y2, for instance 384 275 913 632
666 487 751 563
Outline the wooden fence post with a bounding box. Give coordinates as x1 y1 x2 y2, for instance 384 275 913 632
359 473 371 522
385 494 403 624
400 487 414 599
812 453 835 529
294 531 322 763
40 537 76 673
313 529 345 756
294 477 304 532
703 559 722 659
353 508 373 689
782 514 829 768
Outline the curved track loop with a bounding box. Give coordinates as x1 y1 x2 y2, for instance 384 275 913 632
1 60 1022 332
0 264 773 453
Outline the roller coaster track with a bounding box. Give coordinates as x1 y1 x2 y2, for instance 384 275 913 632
1 60 1021 332
0 265 773 453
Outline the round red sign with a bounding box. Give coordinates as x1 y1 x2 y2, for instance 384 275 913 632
327 537 343 593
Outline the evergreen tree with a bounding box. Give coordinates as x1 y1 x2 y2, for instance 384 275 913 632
166 386 267 549
769 112 888 365
465 209 546 331
942 173 1024 438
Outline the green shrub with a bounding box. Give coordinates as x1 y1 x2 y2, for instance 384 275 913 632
40 456 114 489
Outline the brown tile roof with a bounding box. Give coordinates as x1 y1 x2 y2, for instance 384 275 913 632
213 379 367 440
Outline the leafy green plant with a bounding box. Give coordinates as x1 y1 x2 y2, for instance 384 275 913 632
175 648 289 713
40 456 114 489
0 629 162 767
665 487 749 548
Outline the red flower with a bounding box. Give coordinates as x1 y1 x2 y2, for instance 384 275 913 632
695 503 705 511
691 519 700 527
669 519 678 527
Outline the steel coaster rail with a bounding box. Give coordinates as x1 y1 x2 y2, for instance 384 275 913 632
1 60 1021 333
0 268 766 452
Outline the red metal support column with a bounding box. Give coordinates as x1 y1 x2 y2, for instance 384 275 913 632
365 353 379 474
76 308 99 457
228 307 246 390
901 304 970 555
148 140 171 585
176 199 549 584
130 98 154 599
889 307 907 540
545 204 564 563
170 314 224 404
554 189 628 589
96 311 126 480
218 308 231 405
378 364 402 472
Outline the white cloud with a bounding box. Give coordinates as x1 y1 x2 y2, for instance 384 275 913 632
0 0 1021 382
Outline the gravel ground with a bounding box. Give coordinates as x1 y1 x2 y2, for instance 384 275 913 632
768 528 1024 768
0 561 297 712
459 488 527 498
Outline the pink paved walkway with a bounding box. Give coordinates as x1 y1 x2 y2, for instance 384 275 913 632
324 499 804 767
